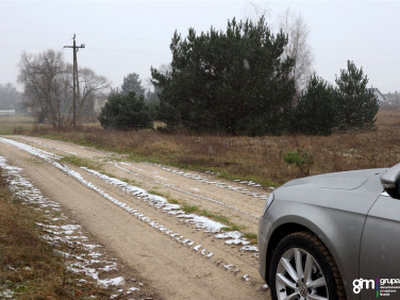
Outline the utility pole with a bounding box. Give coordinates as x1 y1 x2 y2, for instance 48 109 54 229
63 34 85 127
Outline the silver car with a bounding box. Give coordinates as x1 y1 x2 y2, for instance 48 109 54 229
258 163 400 300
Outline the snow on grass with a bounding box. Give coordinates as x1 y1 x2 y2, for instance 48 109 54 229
180 214 227 233
0 289 13 299
0 138 62 161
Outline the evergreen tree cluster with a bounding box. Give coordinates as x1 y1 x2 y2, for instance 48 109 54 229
99 17 379 136
294 61 379 135
151 17 295 135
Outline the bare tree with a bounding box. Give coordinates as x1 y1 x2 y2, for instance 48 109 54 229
244 2 271 20
18 49 110 126
279 9 313 91
18 50 71 127
77 67 110 123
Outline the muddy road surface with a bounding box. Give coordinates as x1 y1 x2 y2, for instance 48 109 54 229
0 135 271 299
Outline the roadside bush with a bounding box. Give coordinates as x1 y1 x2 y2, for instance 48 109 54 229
283 147 314 176
98 92 153 130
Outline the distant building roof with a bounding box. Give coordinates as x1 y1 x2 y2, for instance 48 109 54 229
0 110 15 116
367 87 387 102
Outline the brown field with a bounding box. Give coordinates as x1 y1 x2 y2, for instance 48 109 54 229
0 115 36 135
10 110 400 187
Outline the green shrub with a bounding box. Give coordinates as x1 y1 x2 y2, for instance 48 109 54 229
98 92 153 130
283 148 314 176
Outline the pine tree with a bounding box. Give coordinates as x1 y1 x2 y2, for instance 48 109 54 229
295 75 338 135
335 61 379 129
98 92 152 130
121 73 145 96
151 16 295 135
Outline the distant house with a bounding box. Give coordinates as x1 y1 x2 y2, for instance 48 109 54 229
0 110 15 116
94 97 107 115
367 87 387 103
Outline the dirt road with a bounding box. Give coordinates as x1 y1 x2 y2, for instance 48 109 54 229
0 135 271 299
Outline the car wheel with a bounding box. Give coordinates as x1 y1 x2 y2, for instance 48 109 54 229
269 231 345 300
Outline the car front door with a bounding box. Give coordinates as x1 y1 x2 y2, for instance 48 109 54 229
359 193 400 299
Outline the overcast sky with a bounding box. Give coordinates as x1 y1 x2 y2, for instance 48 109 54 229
1 0 399 93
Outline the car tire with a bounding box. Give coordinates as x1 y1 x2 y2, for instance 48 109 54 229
269 231 345 300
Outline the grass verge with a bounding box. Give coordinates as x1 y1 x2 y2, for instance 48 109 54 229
0 116 36 135
200 209 244 232
60 155 103 171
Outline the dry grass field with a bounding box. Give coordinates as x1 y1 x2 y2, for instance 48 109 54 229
22 110 400 187
0 116 36 135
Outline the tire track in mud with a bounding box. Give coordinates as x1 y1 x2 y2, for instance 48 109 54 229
113 162 261 220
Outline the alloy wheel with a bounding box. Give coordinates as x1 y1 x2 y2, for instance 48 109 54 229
275 247 329 300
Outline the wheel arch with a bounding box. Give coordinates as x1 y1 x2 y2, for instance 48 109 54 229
264 222 311 283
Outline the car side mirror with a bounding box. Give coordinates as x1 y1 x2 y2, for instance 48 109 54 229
381 163 400 199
